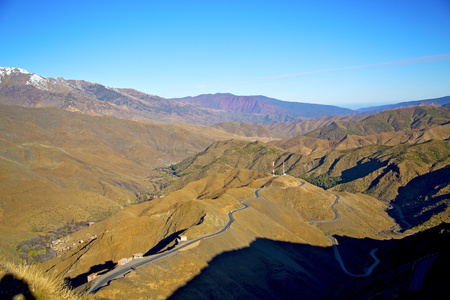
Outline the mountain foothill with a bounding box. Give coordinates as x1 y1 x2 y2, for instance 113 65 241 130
0 67 449 299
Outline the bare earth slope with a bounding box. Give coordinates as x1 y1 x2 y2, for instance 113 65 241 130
42 169 449 299
40 170 396 299
212 114 365 140
0 104 243 254
167 107 450 231
304 106 450 140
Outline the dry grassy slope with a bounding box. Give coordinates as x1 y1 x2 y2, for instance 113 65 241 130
271 122 450 157
275 135 450 231
169 119 450 230
304 106 450 140
78 173 394 299
167 140 290 192
212 114 365 140
0 104 244 254
169 120 450 186
319 191 394 238
334 122 450 149
40 170 266 283
0 255 94 300
311 140 450 229
316 140 450 197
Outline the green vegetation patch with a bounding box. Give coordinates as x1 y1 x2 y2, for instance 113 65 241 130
17 221 91 264
393 140 450 164
239 141 266 154
302 174 343 189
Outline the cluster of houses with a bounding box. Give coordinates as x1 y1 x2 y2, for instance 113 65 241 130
50 233 97 254
118 253 144 266
50 236 70 252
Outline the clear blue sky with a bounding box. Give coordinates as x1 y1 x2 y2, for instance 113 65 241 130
1 0 449 108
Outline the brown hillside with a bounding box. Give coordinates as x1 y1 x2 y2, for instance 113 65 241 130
305 106 450 140
0 104 244 255
271 122 450 157
39 170 394 299
213 114 365 140
168 116 450 231
303 140 450 230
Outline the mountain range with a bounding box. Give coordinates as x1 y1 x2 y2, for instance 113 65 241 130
1 66 450 299
358 95 450 112
0 67 301 126
171 93 354 118
2 67 449 126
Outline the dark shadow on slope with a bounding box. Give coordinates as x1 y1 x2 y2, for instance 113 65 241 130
167 224 450 300
332 235 387 275
167 237 392 300
144 230 185 256
305 159 389 189
340 159 389 184
389 165 450 229
168 238 342 300
0 273 36 300
366 163 400 192
65 260 116 289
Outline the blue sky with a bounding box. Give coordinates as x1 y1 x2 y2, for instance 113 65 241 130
1 0 449 108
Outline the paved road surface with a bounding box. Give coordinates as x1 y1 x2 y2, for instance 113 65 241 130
88 183 303 293
308 195 339 224
408 255 438 291
309 193 381 277
326 235 380 277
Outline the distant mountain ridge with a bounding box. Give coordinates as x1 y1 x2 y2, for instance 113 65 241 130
2 67 448 125
0 67 302 125
172 93 355 118
304 106 450 140
358 96 450 112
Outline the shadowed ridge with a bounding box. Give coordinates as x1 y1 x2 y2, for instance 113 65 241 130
168 224 450 299
389 164 450 230
167 238 344 300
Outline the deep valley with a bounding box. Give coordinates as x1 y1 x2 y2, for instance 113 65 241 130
0 67 449 299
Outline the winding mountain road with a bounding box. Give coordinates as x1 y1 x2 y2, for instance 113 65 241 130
308 195 339 225
89 182 415 292
408 254 438 291
308 193 381 277
88 183 303 294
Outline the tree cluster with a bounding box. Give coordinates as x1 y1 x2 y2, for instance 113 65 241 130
303 174 342 189
17 221 90 264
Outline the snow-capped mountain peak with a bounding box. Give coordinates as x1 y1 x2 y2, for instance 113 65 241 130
0 67 31 77
26 73 49 91
0 67 50 91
